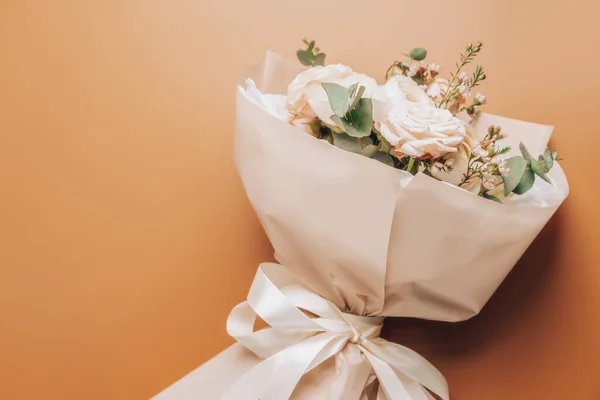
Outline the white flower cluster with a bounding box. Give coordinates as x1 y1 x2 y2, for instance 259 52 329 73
286 64 468 159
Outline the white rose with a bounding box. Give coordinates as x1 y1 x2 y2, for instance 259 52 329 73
287 64 378 126
377 102 466 158
372 74 435 124
374 75 432 106
372 75 466 158
426 77 450 104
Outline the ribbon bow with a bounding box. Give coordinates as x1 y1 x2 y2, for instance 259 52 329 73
220 263 448 400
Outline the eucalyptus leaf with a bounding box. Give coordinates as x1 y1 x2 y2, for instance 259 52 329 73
297 39 326 66
313 53 325 66
409 47 427 61
296 50 315 66
513 169 535 194
360 144 380 158
322 83 351 117
537 155 548 171
330 115 346 131
544 148 554 170
332 132 362 153
530 160 552 183
348 84 366 111
348 83 358 98
372 151 394 167
332 133 379 156
345 98 373 137
341 119 370 138
482 192 503 203
519 142 534 161
502 156 528 196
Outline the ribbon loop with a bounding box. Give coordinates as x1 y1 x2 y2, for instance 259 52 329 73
220 263 449 400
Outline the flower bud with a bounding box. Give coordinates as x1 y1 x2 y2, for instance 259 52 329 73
474 93 486 105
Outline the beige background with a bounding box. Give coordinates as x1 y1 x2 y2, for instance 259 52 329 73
1 1 599 399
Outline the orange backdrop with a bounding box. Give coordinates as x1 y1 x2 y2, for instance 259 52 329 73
1 1 599 399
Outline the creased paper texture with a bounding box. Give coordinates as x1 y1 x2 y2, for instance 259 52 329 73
153 51 568 399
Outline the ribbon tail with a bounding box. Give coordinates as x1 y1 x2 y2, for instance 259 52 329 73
220 332 345 400
361 347 414 400
363 339 449 400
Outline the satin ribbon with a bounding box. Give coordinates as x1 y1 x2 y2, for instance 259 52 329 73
220 263 449 400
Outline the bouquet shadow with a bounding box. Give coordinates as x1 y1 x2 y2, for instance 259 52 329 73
383 213 563 358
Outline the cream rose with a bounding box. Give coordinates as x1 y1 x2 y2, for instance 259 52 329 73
373 75 466 158
377 102 466 158
287 64 378 126
376 75 433 104
371 75 433 122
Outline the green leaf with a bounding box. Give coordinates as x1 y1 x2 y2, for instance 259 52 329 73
519 142 534 161
360 143 380 158
498 146 511 155
322 82 351 117
345 98 373 137
297 39 326 66
482 192 503 203
330 115 346 131
530 160 552 183
502 156 528 196
372 151 394 167
348 84 366 111
340 119 369 138
296 50 315 66
325 84 373 138
409 47 427 61
544 148 554 170
538 155 546 166
332 131 362 153
332 133 379 156
513 169 535 194
313 53 326 66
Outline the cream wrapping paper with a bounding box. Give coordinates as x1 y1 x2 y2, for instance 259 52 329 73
154 52 569 399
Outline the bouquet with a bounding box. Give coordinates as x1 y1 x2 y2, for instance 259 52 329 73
154 41 569 400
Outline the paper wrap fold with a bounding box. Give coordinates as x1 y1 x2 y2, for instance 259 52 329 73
154 52 569 399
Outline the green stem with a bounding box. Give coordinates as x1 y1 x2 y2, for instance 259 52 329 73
407 157 416 175
438 50 476 108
